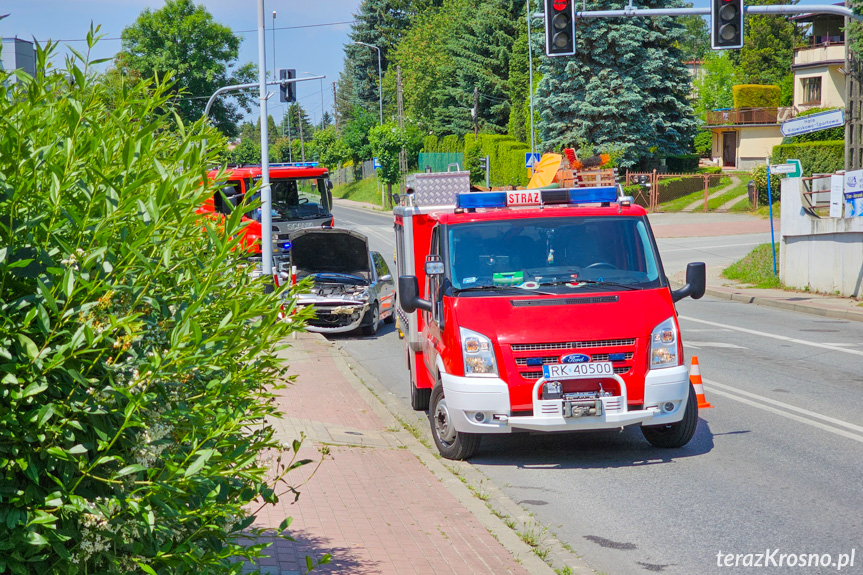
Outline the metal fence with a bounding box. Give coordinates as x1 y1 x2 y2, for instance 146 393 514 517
331 159 377 186
624 171 730 212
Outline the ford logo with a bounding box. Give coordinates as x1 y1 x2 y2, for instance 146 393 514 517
560 353 591 364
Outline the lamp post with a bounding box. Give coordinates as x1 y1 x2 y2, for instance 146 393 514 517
273 10 292 161
272 11 276 76
354 41 382 125
526 0 536 156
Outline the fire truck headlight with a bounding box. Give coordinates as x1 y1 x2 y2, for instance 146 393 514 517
460 327 498 377
650 317 679 369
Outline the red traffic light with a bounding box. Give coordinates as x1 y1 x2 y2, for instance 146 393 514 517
553 0 568 10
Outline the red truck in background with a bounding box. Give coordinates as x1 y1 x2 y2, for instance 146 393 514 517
394 183 706 460
198 162 334 275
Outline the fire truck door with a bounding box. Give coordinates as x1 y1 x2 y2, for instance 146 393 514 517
423 226 443 377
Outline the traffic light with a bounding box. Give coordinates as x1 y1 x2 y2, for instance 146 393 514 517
279 69 296 103
545 0 576 57
711 0 743 50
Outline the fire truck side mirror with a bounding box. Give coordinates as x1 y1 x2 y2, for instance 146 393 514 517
399 275 432 313
671 262 706 303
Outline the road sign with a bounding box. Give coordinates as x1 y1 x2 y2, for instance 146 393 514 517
769 163 795 174
525 153 541 168
780 109 845 137
373 157 381 169
785 159 802 178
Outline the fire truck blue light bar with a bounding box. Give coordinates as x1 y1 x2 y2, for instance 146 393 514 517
540 187 618 205
457 192 508 209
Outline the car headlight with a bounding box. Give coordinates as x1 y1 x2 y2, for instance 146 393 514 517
460 327 498 377
650 316 680 369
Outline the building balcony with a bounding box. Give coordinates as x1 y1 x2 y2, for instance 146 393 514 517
793 38 845 67
705 107 794 127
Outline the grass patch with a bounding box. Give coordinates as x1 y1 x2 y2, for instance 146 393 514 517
331 176 384 206
707 180 749 211
722 243 783 288
729 198 752 212
657 176 731 212
754 202 781 219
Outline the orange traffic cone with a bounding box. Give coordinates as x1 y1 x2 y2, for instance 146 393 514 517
690 356 713 409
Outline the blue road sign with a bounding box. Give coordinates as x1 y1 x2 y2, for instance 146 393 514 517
373 157 381 169
525 153 541 168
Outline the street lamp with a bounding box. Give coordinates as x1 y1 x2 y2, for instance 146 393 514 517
272 11 276 76
354 41 382 125
304 71 325 130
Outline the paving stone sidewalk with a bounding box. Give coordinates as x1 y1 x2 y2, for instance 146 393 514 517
245 333 559 575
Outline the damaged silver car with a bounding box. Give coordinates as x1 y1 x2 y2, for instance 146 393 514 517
290 228 396 335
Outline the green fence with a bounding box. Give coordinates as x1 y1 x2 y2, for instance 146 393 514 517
418 152 466 173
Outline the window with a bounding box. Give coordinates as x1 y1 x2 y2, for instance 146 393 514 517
372 252 390 279
802 77 822 105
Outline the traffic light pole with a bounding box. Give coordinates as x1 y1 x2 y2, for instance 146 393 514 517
203 76 323 119
535 4 862 21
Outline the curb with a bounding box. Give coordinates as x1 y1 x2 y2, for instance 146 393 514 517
670 280 863 323
311 333 595 575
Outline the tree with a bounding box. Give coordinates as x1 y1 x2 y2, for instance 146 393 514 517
693 51 737 118
736 0 799 104
118 0 255 137
312 126 350 169
677 10 710 62
342 107 379 165
321 110 334 129
431 0 521 136
535 0 697 166
369 123 408 206
507 22 530 143
282 103 315 142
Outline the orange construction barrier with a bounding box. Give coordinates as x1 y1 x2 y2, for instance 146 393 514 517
690 356 713 409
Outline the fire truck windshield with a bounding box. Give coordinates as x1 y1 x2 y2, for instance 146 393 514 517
447 216 662 292
249 177 331 222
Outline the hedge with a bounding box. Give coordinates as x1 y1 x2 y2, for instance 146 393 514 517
666 154 700 173
733 84 781 108
465 134 531 187
771 140 845 176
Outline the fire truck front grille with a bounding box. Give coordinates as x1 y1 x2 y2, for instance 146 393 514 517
510 338 637 381
515 352 633 366
520 367 630 380
511 338 635 351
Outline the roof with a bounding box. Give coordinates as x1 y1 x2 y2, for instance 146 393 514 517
207 164 329 180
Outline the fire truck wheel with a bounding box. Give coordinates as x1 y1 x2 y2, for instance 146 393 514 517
429 384 480 460
641 384 698 448
361 303 380 336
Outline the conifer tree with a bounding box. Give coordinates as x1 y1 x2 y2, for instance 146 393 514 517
535 0 697 166
431 0 521 136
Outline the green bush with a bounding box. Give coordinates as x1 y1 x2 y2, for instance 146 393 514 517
733 84 781 108
751 163 782 205
666 154 700 173
693 131 712 158
698 166 723 174
0 39 323 573
422 134 439 153
771 140 845 176
440 134 461 153
465 134 530 187
783 107 845 143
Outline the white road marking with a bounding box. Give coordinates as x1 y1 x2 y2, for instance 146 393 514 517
684 341 746 349
704 378 863 440
679 315 863 357
659 241 763 253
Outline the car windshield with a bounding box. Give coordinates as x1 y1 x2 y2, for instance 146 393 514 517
271 177 330 220
446 216 662 293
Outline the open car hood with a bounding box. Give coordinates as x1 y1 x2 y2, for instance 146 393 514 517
290 228 370 280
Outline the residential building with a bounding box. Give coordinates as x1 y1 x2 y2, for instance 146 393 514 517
702 9 846 170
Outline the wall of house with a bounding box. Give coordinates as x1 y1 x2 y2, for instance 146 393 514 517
711 126 783 170
780 178 863 297
794 65 846 110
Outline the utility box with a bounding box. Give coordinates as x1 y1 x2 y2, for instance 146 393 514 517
1 38 37 78
404 170 470 208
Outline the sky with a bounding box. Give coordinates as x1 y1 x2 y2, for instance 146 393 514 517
0 0 363 128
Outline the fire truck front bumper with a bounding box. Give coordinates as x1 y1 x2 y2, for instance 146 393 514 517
441 365 690 434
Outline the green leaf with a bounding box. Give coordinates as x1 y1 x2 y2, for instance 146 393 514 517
25 531 48 547
21 382 48 398
136 562 158 575
183 448 215 477
16 334 39 360
115 464 146 478
63 269 75 299
68 444 88 455
35 404 54 427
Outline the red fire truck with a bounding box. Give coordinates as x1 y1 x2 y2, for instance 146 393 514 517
394 185 706 460
198 162 334 273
